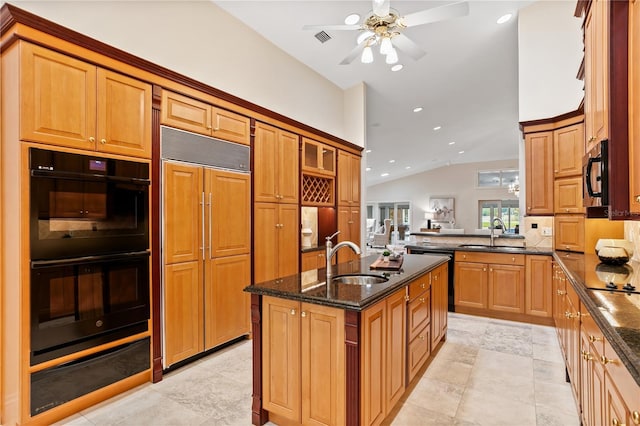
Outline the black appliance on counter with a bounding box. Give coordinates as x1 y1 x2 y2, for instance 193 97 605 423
583 139 609 217
405 245 455 311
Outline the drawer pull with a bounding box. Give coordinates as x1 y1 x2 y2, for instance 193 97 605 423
581 350 592 361
301 311 307 318
612 419 625 426
588 335 602 343
557 290 566 296
290 309 296 316
632 411 639 425
419 335 425 340
421 282 426 289
600 355 618 365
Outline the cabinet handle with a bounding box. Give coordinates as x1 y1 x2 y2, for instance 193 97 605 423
419 335 425 340
588 136 596 142
421 283 425 289
208 192 212 257
301 311 307 318
404 295 410 302
635 195 640 204
290 309 296 316
483 268 487 272
632 411 639 425
100 138 106 144
612 419 625 426
89 136 95 142
581 350 592 361
511 257 515 262
600 355 618 365
420 297 425 303
557 290 566 295
207 125 212 130
201 192 205 260
565 208 569 212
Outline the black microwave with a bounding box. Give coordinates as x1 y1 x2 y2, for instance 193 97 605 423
583 139 608 216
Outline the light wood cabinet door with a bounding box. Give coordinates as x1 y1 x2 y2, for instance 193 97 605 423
204 254 250 350
97 68 151 158
407 323 430 383
408 290 430 342
300 303 345 426
20 42 97 149
164 261 204 366
301 250 329 272
210 106 250 145
337 206 361 263
629 0 640 213
361 298 386 426
302 138 336 176
386 289 406 411
337 151 361 206
454 262 487 309
554 177 584 214
278 203 300 279
554 215 585 252
487 264 525 314
262 296 301 423
431 263 448 346
164 162 203 264
254 122 299 204
553 123 584 178
525 131 554 215
584 0 609 152
161 90 212 135
206 169 251 257
525 255 552 318
254 203 279 283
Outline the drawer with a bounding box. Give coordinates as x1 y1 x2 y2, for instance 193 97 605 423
455 251 525 266
603 338 640 408
408 324 430 383
408 291 430 341
581 312 604 356
408 273 430 300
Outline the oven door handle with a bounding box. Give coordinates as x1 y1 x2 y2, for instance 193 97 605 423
31 251 150 268
585 156 602 198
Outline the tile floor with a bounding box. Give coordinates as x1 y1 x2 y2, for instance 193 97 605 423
56 313 580 426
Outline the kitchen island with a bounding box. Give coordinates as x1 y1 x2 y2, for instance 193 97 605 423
245 253 450 426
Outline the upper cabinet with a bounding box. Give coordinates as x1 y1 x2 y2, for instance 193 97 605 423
584 0 609 153
337 151 361 206
301 138 335 207
553 123 584 178
20 43 152 158
629 0 640 213
524 131 554 215
302 138 335 176
254 122 299 204
161 90 250 145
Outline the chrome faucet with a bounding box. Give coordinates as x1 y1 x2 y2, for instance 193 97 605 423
490 217 507 247
325 231 361 281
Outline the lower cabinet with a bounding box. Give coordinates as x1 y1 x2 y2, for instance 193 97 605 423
407 274 431 383
525 255 553 318
301 249 331 272
431 263 448 347
262 296 345 426
361 288 406 426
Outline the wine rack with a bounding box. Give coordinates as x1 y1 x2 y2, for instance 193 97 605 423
302 174 334 206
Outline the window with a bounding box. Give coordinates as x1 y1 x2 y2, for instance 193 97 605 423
477 169 519 188
478 200 520 233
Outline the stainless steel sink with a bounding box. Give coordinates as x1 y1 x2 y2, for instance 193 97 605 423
458 244 491 249
331 274 389 285
493 246 525 251
458 244 524 251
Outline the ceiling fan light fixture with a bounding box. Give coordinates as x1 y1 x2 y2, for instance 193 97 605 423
357 30 375 45
379 36 393 55
385 47 399 64
361 46 374 63
344 13 360 25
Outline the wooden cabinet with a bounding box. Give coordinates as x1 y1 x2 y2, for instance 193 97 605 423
254 203 299 283
20 42 151 158
454 251 524 315
163 162 251 366
580 311 606 426
630 0 640 213
584 0 609 152
553 123 585 178
564 283 582 405
431 263 448 348
554 214 585 252
407 274 431 383
524 131 554 215
337 151 361 206
262 296 345 426
525 255 552 318
301 249 332 272
302 138 335 176
361 288 406 426
554 177 584 214
337 206 361 263
254 122 299 204
161 90 250 145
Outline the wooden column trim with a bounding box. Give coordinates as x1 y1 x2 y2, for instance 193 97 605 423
251 294 268 425
345 309 361 426
151 84 163 383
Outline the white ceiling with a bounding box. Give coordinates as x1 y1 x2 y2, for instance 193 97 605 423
215 0 534 186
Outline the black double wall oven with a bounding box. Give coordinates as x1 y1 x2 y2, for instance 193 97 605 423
29 148 151 365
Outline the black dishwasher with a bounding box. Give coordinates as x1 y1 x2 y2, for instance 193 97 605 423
405 245 455 312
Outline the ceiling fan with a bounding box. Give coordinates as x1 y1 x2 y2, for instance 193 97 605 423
303 0 469 65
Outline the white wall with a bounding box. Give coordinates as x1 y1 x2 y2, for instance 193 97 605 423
518 0 584 121
366 160 520 234
5 0 363 146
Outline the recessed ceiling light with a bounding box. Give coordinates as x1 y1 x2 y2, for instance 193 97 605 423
381 172 390 177
433 126 442 131
345 13 360 25
389 159 395 163
405 166 411 170
366 167 372 172
365 149 372 153
458 150 465 154
449 141 456 145
497 13 512 24
413 107 423 113
391 64 403 72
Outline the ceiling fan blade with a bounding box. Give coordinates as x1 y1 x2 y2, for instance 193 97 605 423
372 0 390 17
339 41 366 65
302 24 360 31
400 1 469 28
391 34 426 60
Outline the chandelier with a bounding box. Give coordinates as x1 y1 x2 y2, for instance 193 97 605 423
356 12 402 64
508 178 520 197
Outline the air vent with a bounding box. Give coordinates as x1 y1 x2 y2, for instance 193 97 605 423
314 31 332 43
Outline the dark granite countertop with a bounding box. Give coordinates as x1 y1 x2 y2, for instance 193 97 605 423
300 245 326 253
404 243 553 255
244 254 449 311
410 232 525 240
554 251 640 386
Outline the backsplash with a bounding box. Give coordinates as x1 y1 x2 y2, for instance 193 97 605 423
522 216 554 249
624 221 640 262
